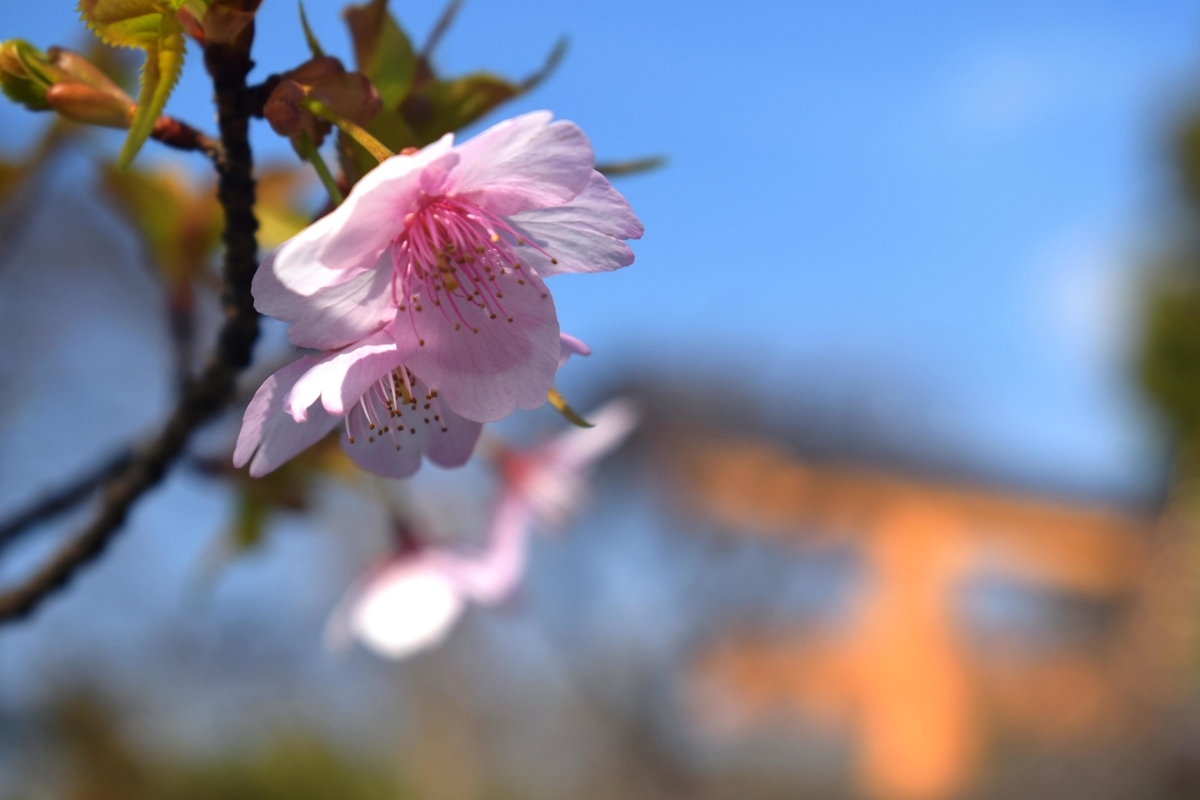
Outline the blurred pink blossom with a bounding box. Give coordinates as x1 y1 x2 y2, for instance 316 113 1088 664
327 397 639 659
252 111 643 423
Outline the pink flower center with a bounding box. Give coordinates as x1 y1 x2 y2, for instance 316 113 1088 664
388 196 553 342
344 367 451 451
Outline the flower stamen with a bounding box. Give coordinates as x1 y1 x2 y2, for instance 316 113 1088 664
390 197 550 338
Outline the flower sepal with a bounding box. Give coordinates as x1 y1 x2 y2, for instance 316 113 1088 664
547 387 594 429
264 55 383 154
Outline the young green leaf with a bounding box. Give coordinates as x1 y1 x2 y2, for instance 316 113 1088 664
401 72 517 144
123 13 185 168
79 0 189 168
298 1 325 58
398 38 566 145
100 163 222 288
365 13 415 109
343 0 415 109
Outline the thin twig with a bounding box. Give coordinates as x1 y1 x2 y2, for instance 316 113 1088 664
519 37 568 93
0 30 262 622
0 451 133 552
595 155 667 178
420 0 463 62
150 115 224 164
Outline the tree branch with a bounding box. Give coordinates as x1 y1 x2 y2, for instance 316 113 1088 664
244 74 281 119
0 451 133 552
0 29 262 622
167 285 197 395
150 115 224 164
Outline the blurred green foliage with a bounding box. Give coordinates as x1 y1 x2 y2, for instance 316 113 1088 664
101 164 223 293
219 431 360 551
338 0 564 182
1139 112 1200 460
0 120 71 221
1141 280 1200 453
160 740 400 800
100 163 311 294
12 690 406 800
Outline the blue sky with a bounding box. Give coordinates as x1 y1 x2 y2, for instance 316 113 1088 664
6 0 1200 495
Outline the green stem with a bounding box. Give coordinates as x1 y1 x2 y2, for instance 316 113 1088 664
297 130 344 205
301 96 394 164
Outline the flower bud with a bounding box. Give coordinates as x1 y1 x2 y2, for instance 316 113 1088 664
0 40 62 111
264 56 382 150
43 47 133 128
48 47 126 95
44 83 133 128
264 77 328 145
0 41 133 128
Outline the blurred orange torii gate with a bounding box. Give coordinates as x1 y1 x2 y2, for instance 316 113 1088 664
671 438 1189 800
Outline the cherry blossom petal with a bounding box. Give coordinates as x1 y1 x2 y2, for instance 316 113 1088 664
448 111 594 217
338 371 466 479
254 250 396 350
284 329 404 422
339 419 427 479
423 408 483 469
346 560 466 658
256 211 348 295
452 495 533 605
558 332 591 368
257 141 455 299
509 172 643 277
233 357 340 477
395 266 561 422
316 141 458 272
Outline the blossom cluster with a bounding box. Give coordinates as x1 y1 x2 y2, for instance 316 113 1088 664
234 111 643 480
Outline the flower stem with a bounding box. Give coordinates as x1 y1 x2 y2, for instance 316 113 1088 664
297 130 344 205
301 97 394 164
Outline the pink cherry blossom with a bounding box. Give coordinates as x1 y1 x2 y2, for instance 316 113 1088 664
234 331 590 479
233 324 482 479
252 111 643 424
493 397 640 531
326 397 639 659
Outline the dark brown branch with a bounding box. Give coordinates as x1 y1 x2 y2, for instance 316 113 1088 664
0 451 133 552
0 28 262 622
167 286 197 395
150 115 224 163
243 74 282 119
